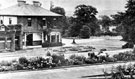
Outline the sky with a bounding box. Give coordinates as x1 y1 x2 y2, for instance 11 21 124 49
0 0 127 17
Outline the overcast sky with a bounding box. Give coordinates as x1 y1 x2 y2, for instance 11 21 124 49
0 0 127 17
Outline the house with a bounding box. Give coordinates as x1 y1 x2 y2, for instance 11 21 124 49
0 0 62 51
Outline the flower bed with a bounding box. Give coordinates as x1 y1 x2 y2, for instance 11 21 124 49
0 50 134 72
102 63 135 79
113 51 135 61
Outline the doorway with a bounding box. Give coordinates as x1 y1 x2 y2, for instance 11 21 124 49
15 36 19 50
26 34 33 46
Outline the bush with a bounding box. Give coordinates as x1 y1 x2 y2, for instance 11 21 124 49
51 54 66 66
70 55 85 61
113 52 135 61
42 42 62 47
69 47 79 51
42 41 50 47
13 63 24 70
69 55 86 65
18 57 29 67
122 42 134 49
72 59 83 65
28 57 47 69
0 61 12 66
85 58 97 64
46 51 51 56
108 64 135 79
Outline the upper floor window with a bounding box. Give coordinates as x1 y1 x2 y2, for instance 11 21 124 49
0 20 3 24
0 26 5 31
9 18 12 24
28 18 32 26
53 18 56 21
42 18 47 26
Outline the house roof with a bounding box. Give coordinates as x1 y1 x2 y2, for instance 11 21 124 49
0 4 62 16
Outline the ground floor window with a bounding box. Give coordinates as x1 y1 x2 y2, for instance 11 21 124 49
51 35 55 43
57 35 59 42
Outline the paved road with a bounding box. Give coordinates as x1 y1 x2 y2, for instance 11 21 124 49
0 62 135 79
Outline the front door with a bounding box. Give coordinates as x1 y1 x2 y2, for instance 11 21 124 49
26 34 33 46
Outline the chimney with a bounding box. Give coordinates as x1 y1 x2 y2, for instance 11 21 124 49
33 1 42 7
18 0 26 6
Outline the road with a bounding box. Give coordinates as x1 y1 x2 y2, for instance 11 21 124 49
0 62 135 79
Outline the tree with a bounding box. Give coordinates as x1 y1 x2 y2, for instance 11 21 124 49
80 25 91 38
50 7 70 36
74 4 98 24
68 4 99 37
50 7 65 16
112 0 135 43
99 15 112 33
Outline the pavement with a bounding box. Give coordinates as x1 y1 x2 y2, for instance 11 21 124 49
0 61 135 79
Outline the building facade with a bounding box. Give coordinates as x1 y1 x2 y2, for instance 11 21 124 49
0 0 62 50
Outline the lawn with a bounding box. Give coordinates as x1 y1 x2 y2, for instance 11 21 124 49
63 36 126 52
0 36 130 62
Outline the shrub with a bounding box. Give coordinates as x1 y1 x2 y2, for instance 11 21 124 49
113 52 135 61
28 57 47 69
42 42 62 47
13 63 24 70
51 54 66 66
69 55 86 65
0 61 12 66
72 59 83 65
122 42 134 49
46 51 51 56
42 41 50 47
18 57 29 67
69 47 79 51
108 64 135 79
84 58 97 64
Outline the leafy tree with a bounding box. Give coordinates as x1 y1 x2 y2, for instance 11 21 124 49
50 7 70 36
80 25 91 38
99 15 112 33
74 4 98 23
50 7 65 16
112 0 135 43
68 22 82 37
68 4 99 37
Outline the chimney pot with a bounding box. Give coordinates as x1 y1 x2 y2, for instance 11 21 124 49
18 0 26 6
33 1 41 7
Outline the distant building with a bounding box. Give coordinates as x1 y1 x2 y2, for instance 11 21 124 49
0 0 62 51
100 25 117 33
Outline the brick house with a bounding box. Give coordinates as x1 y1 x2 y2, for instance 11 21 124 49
0 0 62 51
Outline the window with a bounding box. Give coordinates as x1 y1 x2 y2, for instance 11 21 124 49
28 18 32 26
0 26 5 31
51 35 55 42
0 20 3 24
42 18 47 26
9 18 12 24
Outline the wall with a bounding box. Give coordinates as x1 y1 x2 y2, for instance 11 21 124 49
0 16 17 25
0 41 11 49
17 16 42 32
